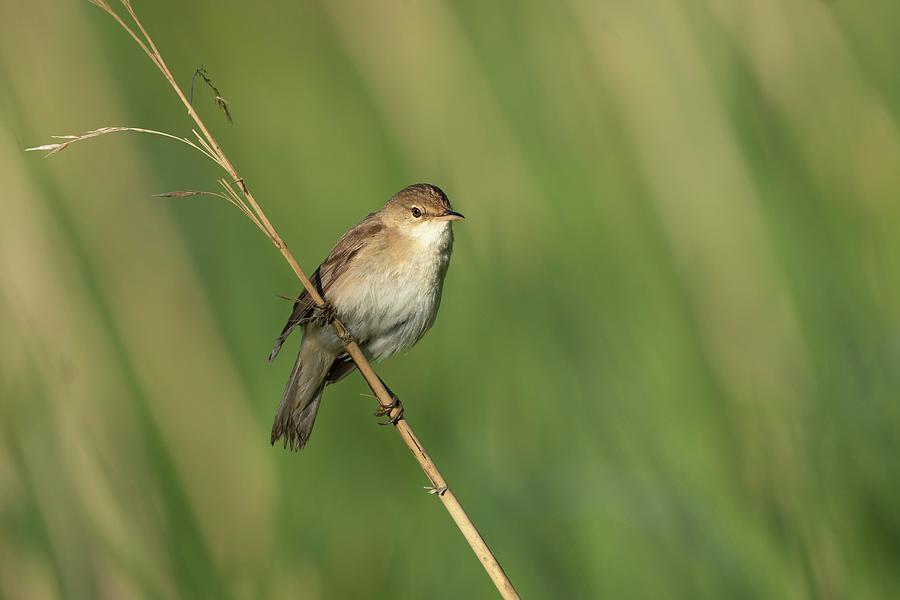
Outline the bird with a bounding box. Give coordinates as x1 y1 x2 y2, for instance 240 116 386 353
268 183 464 450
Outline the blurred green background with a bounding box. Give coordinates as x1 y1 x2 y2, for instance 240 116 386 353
2 0 900 598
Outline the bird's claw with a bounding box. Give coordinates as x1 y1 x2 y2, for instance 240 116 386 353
312 302 337 325
425 485 448 496
374 394 404 426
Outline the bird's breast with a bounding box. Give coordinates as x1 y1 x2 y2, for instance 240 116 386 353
326 226 453 360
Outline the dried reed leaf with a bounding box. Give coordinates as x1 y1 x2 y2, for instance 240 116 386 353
153 190 208 198
26 126 221 165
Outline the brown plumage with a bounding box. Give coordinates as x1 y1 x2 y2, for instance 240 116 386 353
269 183 463 450
267 215 385 363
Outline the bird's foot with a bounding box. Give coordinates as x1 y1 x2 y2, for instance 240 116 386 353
312 302 337 326
425 485 448 496
374 394 404 426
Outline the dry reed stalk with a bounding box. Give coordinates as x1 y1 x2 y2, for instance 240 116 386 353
30 1 519 597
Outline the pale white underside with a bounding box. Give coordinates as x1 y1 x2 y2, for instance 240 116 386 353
307 219 453 361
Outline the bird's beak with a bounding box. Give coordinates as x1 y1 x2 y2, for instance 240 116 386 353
435 210 465 222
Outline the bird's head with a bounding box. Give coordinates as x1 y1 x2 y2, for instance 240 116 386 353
382 184 464 239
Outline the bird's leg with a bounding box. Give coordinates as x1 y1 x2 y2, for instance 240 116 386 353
374 377 405 426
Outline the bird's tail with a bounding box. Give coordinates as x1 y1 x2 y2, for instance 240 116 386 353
271 336 335 451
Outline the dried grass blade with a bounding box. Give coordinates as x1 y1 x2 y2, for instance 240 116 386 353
26 126 219 164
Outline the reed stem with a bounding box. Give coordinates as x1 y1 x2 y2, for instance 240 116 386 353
79 2 519 597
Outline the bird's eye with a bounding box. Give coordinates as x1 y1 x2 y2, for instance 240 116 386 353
411 207 423 218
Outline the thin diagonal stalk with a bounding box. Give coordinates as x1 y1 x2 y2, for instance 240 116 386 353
84 1 519 597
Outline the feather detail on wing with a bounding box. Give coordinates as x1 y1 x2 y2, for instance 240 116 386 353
268 214 383 362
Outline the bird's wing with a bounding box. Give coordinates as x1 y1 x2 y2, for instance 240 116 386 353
268 213 383 362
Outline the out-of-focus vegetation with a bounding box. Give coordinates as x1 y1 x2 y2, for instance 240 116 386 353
2 1 900 598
